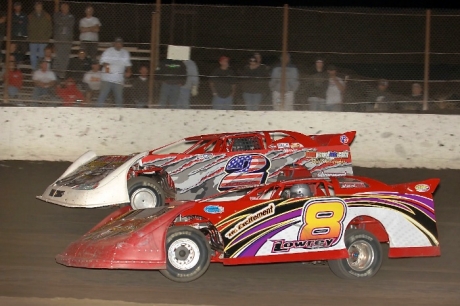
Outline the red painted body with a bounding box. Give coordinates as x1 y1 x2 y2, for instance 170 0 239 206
56 175 441 271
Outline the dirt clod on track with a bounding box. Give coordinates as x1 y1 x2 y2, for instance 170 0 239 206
1 161 459 306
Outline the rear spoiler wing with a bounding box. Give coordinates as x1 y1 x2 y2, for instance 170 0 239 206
310 131 356 146
392 178 440 195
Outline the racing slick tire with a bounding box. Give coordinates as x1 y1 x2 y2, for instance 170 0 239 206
328 229 383 279
160 226 211 283
127 176 165 210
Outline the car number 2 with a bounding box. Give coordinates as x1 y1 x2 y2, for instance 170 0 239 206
298 198 347 246
218 154 270 190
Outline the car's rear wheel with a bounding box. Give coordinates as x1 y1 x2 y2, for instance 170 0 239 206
160 226 211 283
328 229 382 279
127 176 165 210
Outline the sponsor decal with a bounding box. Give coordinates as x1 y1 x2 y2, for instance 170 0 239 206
290 142 304 149
340 135 349 144
316 151 349 158
197 154 213 160
415 184 430 193
225 203 275 239
316 171 348 177
204 205 224 214
277 143 290 149
340 182 367 189
271 238 335 253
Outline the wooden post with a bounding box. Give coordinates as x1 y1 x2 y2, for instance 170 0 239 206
3 0 13 104
280 4 289 110
423 9 431 111
54 0 60 13
148 0 162 106
169 0 176 45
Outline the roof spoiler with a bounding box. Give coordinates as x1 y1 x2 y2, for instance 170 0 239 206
392 178 440 195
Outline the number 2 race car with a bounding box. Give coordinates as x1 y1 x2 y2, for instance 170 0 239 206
37 130 356 210
55 175 441 282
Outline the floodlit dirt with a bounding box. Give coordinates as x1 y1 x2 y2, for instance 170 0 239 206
0 161 459 306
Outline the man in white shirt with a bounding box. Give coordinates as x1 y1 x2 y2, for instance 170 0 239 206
83 60 102 104
79 5 101 59
97 37 132 107
31 58 57 106
325 65 346 112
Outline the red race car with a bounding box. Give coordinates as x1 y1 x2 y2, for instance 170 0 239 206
38 130 355 209
56 175 441 282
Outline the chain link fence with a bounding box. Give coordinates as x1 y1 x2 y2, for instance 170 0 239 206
1 1 460 113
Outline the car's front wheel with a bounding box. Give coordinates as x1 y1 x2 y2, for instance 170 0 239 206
328 229 383 279
127 176 165 210
160 226 211 282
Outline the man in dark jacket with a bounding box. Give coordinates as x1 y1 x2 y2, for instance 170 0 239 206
306 57 329 111
129 65 149 108
67 48 91 87
156 58 187 109
240 56 269 111
210 56 236 110
11 2 28 64
28 1 52 70
53 2 75 79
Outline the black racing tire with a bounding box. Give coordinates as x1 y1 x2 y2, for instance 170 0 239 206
127 176 165 210
160 226 211 283
328 229 383 279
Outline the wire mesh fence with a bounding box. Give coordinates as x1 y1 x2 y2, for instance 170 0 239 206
1 1 460 113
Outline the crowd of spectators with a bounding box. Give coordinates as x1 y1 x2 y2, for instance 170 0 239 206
0 1 432 111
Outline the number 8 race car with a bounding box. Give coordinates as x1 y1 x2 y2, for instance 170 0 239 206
55 175 441 282
37 130 356 210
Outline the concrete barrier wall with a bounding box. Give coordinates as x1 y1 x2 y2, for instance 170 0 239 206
1 107 458 169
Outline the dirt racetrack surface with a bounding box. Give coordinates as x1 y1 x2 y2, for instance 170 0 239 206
1 161 459 306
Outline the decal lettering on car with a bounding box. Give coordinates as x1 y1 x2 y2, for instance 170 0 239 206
218 154 270 191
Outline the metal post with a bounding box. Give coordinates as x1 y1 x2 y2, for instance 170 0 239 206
423 9 431 111
54 0 60 13
169 0 176 45
3 0 13 104
155 0 161 66
280 4 289 110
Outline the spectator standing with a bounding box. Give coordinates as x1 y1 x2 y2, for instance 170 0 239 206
53 2 75 79
31 58 57 106
1 60 23 100
178 59 199 109
156 58 187 109
269 53 299 111
129 65 149 108
240 56 269 111
97 37 132 107
253 52 269 71
67 49 91 86
83 60 101 104
306 58 328 111
79 5 101 59
324 65 346 112
209 56 236 110
11 2 28 64
405 83 424 111
367 79 395 112
28 1 52 71
56 77 85 106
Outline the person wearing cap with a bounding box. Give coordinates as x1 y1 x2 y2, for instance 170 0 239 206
31 58 57 106
67 49 91 87
325 65 346 112
367 79 395 112
79 5 101 60
83 60 102 104
240 55 269 111
209 56 236 110
53 2 75 79
269 53 299 111
97 37 132 107
28 1 52 71
306 57 329 111
11 2 28 64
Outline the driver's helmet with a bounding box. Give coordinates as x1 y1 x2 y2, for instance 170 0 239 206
290 184 312 198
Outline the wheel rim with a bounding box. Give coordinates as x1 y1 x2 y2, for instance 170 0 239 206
347 241 375 272
131 188 158 209
168 238 201 271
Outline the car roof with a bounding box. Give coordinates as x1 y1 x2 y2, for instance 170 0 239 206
184 130 309 142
